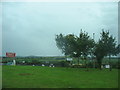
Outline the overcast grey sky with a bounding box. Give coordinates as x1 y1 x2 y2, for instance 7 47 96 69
2 2 118 56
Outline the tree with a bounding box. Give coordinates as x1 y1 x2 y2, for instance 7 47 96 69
55 33 67 55
115 44 120 55
55 30 95 70
55 33 76 56
94 30 118 70
75 30 94 70
78 30 95 58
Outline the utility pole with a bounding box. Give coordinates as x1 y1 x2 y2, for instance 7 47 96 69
93 33 95 68
93 33 95 40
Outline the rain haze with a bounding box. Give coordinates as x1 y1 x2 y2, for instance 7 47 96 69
2 2 118 56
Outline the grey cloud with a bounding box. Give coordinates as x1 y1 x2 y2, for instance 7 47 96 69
2 2 118 56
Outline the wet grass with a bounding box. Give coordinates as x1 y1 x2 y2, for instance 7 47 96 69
2 65 118 88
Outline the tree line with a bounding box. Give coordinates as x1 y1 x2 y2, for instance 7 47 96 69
55 29 120 70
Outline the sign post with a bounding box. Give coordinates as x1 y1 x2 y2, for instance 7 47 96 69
6 52 16 57
6 52 16 66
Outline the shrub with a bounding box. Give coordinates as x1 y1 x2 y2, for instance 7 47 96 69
71 64 86 68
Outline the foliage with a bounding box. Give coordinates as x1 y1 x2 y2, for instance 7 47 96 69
55 30 95 59
94 30 118 69
55 33 77 56
55 29 119 70
76 30 95 58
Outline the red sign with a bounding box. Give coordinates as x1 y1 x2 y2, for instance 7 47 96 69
6 52 16 57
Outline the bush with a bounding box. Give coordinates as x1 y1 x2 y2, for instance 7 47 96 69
87 62 94 68
53 61 70 67
71 64 86 68
111 62 118 69
60 61 70 67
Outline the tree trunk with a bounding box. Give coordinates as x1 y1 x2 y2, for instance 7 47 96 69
94 59 96 68
65 55 67 59
98 60 102 70
93 57 96 68
86 60 89 71
99 64 101 70
109 55 112 71
84 57 88 71
78 57 79 65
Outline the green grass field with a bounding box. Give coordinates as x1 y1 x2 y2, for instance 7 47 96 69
2 65 118 88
